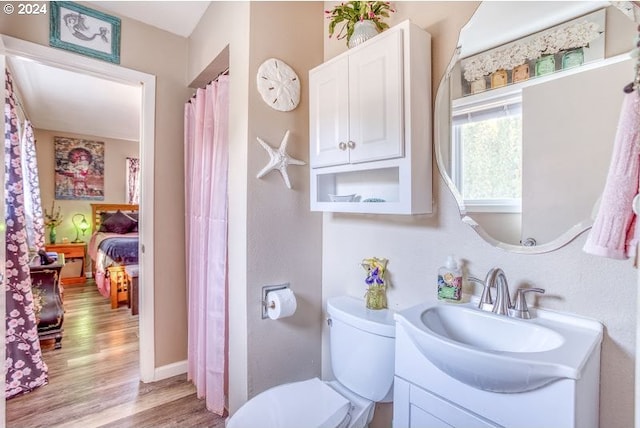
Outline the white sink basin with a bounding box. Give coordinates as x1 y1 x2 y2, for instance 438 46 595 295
421 305 564 353
395 301 603 393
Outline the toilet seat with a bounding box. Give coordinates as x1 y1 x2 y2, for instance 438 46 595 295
227 377 351 428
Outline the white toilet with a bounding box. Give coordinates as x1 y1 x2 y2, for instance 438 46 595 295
227 295 396 428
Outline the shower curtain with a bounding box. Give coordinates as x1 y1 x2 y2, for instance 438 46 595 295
5 68 48 398
184 75 229 415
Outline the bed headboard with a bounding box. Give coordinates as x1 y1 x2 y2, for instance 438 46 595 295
90 203 139 233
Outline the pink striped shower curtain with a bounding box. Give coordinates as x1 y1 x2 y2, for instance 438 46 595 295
184 75 229 415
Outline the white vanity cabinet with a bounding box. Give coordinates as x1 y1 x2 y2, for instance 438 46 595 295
393 322 601 428
309 20 432 214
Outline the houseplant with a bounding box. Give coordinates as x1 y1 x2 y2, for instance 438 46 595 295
326 1 395 47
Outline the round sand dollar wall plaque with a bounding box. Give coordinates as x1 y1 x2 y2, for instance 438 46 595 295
256 58 300 112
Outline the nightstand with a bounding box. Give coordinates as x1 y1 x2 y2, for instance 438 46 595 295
45 242 87 285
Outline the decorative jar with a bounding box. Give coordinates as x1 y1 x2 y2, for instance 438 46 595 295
470 78 487 94
535 54 556 77
49 226 57 244
365 284 388 310
348 20 379 48
490 69 508 89
512 63 530 83
562 47 584 70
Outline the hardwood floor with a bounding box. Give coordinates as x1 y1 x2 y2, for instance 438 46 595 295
6 282 226 428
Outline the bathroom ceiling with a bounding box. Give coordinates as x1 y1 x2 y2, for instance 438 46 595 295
9 55 141 142
92 1 212 38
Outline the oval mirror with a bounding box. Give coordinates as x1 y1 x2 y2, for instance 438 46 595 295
435 1 638 253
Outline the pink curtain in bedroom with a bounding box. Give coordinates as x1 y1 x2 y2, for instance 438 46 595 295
184 75 229 416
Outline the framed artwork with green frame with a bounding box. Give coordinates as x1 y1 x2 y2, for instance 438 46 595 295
49 1 121 64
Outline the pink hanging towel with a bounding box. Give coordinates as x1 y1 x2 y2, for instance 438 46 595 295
583 91 640 259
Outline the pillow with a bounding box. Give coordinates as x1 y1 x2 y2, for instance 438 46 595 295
99 210 137 234
128 212 139 232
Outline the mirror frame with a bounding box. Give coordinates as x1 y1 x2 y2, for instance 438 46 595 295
434 47 594 254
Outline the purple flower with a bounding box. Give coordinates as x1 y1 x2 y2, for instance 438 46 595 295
365 267 384 286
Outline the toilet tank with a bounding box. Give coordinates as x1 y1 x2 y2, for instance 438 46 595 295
327 295 396 402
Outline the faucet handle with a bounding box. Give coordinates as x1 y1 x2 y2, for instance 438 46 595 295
509 288 545 319
468 276 492 311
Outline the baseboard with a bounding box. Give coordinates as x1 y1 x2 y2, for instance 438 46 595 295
154 360 187 381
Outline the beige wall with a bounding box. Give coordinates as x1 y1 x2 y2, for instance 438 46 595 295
188 1 324 413
1 6 193 367
321 3 635 428
34 129 139 243
246 0 324 399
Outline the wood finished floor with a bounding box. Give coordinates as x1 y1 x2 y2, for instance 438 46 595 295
6 282 226 428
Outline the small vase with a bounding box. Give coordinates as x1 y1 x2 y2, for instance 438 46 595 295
348 20 379 49
562 47 584 70
49 226 57 244
490 69 508 89
469 78 487 94
512 63 530 83
365 284 388 310
535 54 556 77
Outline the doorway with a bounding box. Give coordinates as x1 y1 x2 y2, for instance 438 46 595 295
1 34 156 382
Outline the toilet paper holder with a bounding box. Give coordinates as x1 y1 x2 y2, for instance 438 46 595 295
261 283 290 319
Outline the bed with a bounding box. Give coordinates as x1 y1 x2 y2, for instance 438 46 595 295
88 203 139 307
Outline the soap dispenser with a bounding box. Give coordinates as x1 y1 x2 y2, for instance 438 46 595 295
438 255 462 302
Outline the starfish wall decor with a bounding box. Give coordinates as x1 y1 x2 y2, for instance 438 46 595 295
256 130 306 189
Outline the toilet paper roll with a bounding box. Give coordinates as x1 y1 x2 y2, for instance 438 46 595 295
267 288 297 320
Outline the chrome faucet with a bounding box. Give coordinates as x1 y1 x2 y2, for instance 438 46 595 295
475 267 545 318
484 268 511 316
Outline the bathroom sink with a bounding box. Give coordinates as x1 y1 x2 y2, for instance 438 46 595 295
421 305 564 353
395 301 603 393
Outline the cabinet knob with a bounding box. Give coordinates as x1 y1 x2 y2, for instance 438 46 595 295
347 141 356 149
338 142 347 151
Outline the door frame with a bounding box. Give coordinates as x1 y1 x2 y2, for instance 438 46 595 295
0 34 157 382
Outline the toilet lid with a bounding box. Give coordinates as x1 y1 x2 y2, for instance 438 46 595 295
228 378 351 428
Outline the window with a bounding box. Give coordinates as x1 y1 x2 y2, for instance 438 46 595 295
451 94 522 212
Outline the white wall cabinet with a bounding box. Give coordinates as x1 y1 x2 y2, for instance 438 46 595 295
310 30 403 168
309 20 432 215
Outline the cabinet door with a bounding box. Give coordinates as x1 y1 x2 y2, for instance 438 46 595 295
309 56 350 168
348 29 404 164
409 384 502 428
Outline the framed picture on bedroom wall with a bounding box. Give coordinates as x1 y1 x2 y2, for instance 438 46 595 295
54 136 105 200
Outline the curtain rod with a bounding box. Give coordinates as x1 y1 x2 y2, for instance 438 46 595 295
188 68 229 102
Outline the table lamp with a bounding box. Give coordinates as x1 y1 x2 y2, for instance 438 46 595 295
72 213 90 243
